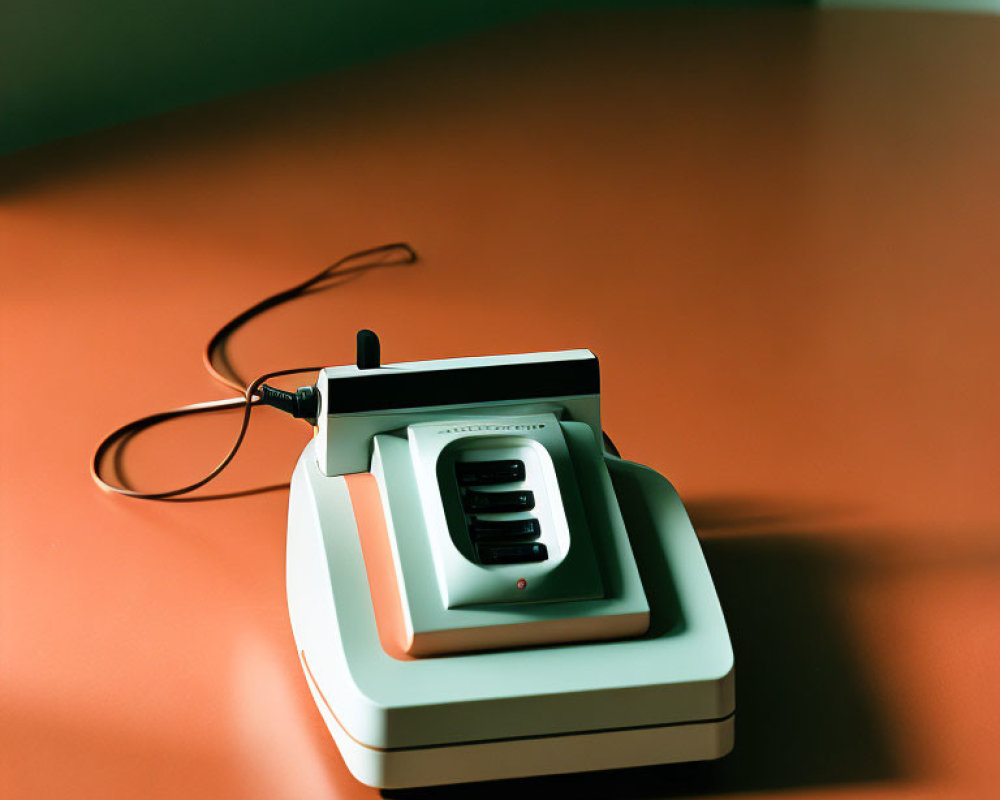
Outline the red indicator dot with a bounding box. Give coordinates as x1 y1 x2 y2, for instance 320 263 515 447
516 578 527 590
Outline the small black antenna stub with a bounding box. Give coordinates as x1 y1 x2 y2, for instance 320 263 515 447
357 329 381 369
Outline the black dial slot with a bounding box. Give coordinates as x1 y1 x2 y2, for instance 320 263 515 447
456 460 526 487
477 542 548 565
469 518 541 543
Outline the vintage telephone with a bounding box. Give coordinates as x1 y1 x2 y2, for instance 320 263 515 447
92 244 734 789
286 334 734 788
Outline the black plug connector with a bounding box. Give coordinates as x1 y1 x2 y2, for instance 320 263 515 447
258 384 319 421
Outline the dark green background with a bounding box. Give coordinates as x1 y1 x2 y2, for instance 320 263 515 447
0 2 826 156
4 2 993 155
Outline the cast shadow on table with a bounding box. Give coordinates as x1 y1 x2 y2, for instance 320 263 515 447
386 499 909 799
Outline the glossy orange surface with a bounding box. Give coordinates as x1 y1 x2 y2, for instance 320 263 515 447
2 8 998 800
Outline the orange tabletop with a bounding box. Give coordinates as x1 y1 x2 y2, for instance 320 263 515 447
2 8 998 800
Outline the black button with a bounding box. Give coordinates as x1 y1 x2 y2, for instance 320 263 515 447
477 542 548 565
463 489 535 513
469 518 541 542
456 460 526 487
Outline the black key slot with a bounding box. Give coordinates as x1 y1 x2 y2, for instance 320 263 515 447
463 489 534 514
469 518 541 543
477 542 548 565
456 460 525 487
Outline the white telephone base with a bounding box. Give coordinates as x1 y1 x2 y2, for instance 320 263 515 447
285 348 734 788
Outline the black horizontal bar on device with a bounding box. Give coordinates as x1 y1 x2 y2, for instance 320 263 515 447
326 357 598 413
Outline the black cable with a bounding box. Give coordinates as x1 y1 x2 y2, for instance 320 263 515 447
91 242 418 500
